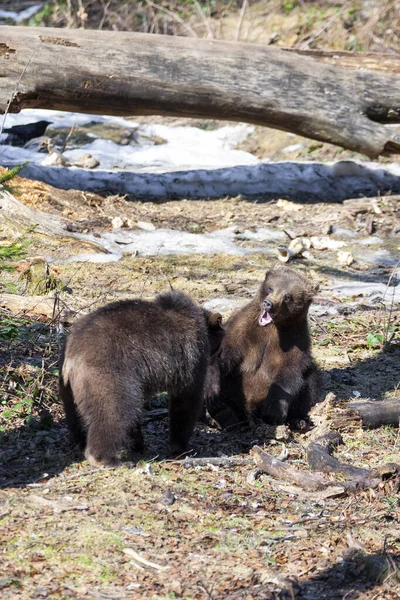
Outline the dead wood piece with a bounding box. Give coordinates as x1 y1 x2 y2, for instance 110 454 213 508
0 189 108 253
310 395 400 433
347 399 400 429
0 292 82 324
250 445 345 494
180 456 253 468
123 548 169 571
307 431 372 480
142 408 169 421
287 49 400 74
306 432 398 491
2 27 400 157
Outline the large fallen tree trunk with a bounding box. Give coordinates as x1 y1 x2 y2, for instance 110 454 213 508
1 27 400 158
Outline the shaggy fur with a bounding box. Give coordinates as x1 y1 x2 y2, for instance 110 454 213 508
208 265 319 426
59 291 223 467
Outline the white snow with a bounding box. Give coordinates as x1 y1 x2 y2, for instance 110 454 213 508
0 4 43 23
1 109 257 170
101 228 251 257
1 108 400 201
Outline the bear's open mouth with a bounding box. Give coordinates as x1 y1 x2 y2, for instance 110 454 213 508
258 309 273 326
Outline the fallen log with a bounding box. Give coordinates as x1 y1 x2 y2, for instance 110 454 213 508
0 292 82 324
347 399 400 429
250 445 345 495
1 27 400 157
324 399 400 431
310 394 400 433
307 432 399 489
252 440 400 495
0 188 112 253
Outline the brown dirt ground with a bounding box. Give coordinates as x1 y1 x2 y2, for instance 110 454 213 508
1 168 399 599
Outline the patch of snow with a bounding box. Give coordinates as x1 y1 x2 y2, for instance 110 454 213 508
329 281 400 303
282 143 303 153
235 228 287 242
54 253 123 264
63 133 258 170
100 228 251 256
353 248 399 268
0 4 43 23
1 109 400 201
357 236 384 246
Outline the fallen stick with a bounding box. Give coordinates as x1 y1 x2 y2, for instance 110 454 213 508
250 445 345 494
180 456 253 468
307 432 399 490
307 431 373 479
123 548 169 571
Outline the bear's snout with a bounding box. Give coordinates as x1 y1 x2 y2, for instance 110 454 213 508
263 298 273 311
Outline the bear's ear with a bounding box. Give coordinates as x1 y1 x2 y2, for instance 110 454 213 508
309 281 320 295
303 280 319 302
264 270 272 280
205 310 223 330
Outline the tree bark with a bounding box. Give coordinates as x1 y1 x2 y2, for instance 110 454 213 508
325 399 400 430
250 445 345 494
307 432 399 491
0 292 82 324
0 188 109 253
1 27 400 158
347 399 400 428
287 49 400 76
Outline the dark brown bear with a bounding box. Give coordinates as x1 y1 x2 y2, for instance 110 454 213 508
209 265 319 426
59 291 223 467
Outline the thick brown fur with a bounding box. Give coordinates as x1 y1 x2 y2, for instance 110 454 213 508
59 291 223 467
208 265 319 426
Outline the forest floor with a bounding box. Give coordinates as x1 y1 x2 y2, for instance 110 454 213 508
1 2 400 596
1 157 400 599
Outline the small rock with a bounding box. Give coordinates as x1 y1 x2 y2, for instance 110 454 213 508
310 236 346 250
275 425 292 442
276 198 302 212
72 153 100 169
41 151 70 167
337 250 354 267
136 221 156 231
111 216 124 230
162 491 175 506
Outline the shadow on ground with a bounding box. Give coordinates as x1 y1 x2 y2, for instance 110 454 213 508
325 343 400 402
294 550 399 600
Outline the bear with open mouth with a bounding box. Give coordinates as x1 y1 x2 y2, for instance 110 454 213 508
207 265 319 427
59 290 224 467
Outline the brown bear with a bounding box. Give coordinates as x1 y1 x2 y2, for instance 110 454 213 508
207 265 319 426
59 291 224 467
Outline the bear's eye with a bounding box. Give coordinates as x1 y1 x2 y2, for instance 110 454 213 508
265 287 273 295
284 294 292 303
